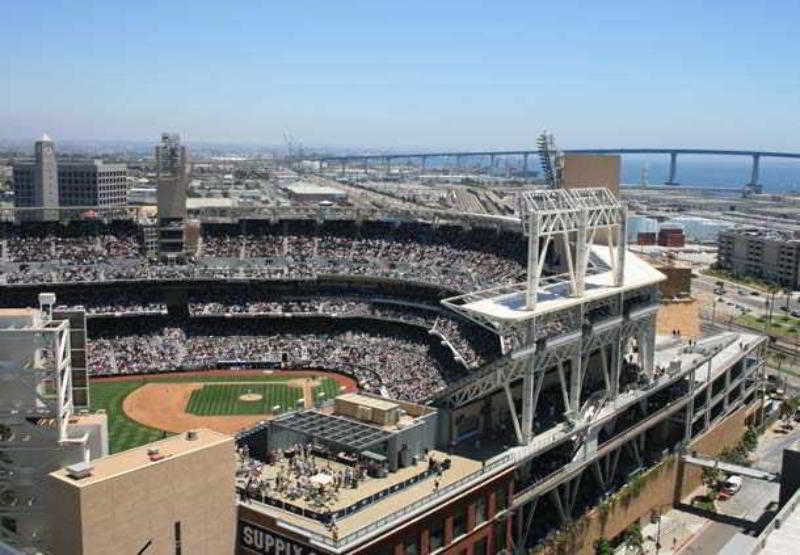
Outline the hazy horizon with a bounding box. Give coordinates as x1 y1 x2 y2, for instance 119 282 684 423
4 1 800 151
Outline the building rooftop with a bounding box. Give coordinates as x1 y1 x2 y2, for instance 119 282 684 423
49 429 230 487
239 448 511 548
284 182 346 196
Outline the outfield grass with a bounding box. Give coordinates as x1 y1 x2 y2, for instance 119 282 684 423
314 376 344 401
89 373 346 453
89 380 169 454
186 383 305 415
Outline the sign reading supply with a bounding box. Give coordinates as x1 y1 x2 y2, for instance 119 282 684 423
238 520 324 555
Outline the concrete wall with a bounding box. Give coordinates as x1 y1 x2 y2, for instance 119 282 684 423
537 403 756 555
49 436 236 555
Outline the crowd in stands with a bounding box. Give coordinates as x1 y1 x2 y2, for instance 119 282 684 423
87 318 467 402
56 291 167 315
2 220 526 292
4 222 142 264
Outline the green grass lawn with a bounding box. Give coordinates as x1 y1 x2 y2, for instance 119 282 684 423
736 313 800 337
185 383 304 415
314 375 345 401
89 373 344 453
702 268 773 292
186 377 340 415
89 380 169 454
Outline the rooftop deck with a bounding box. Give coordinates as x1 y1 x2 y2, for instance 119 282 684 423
238 448 512 551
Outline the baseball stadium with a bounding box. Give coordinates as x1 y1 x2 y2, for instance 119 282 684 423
1 194 769 555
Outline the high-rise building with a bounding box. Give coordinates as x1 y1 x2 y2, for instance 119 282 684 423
12 135 128 221
12 134 59 221
57 160 128 207
155 133 190 258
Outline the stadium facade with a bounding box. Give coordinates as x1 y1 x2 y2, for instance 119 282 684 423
0 191 768 554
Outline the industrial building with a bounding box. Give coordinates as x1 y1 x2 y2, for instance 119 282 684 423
12 135 128 221
717 227 800 288
283 182 347 204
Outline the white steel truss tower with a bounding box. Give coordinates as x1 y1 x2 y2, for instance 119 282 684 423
440 188 662 447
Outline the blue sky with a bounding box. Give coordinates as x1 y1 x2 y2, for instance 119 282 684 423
2 0 799 150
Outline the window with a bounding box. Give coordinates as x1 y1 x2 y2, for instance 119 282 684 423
474 538 487 555
494 521 507 551
496 486 508 512
404 536 418 555
453 506 467 538
430 519 444 551
174 521 182 555
475 496 487 525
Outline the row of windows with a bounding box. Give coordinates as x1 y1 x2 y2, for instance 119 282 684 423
379 485 508 555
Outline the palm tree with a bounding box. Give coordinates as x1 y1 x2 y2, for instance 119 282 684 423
766 285 781 328
775 351 787 375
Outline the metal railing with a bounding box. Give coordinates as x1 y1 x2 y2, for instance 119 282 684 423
263 453 514 550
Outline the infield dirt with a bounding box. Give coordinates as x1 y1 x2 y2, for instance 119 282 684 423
116 370 355 436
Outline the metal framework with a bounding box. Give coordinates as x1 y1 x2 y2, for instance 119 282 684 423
515 187 626 310
271 411 393 450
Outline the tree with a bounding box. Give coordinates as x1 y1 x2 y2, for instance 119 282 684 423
701 466 720 495
594 538 613 555
623 522 644 554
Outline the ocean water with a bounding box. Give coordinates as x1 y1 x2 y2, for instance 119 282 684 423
618 155 800 193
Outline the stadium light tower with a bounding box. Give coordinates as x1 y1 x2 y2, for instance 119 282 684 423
537 130 562 189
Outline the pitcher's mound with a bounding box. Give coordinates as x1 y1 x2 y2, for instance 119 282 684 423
239 393 263 402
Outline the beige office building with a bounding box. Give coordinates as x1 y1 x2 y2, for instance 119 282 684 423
561 154 621 197
48 429 236 555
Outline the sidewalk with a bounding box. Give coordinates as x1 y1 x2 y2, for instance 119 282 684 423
630 419 794 554
637 496 709 554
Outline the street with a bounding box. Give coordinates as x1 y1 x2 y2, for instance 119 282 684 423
649 420 800 554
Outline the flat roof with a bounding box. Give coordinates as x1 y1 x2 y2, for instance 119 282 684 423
336 392 399 412
284 183 345 195
455 246 665 322
49 429 231 487
271 410 393 450
241 449 507 545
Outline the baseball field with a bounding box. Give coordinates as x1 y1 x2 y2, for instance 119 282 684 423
89 370 356 454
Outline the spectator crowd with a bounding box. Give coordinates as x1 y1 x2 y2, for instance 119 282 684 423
2 220 527 292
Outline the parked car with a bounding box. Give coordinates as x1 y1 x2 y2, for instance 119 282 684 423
722 475 743 496
794 408 800 423
751 291 760 296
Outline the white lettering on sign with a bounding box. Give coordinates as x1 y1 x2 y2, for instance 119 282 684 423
239 522 321 555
